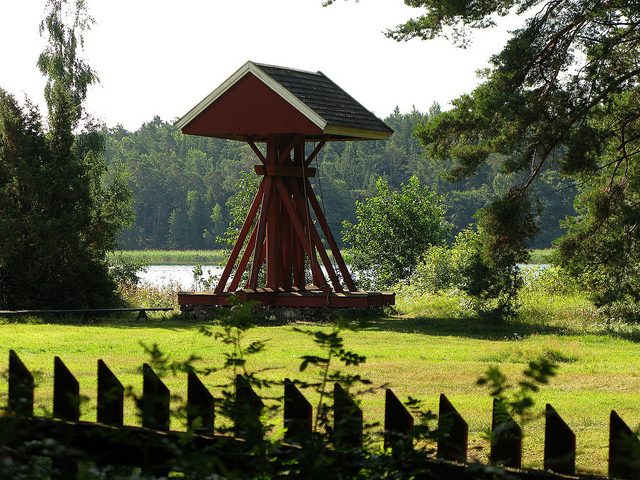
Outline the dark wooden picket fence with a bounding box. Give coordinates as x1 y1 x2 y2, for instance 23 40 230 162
2 350 639 479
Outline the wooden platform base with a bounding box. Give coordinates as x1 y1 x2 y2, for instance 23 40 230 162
178 288 395 309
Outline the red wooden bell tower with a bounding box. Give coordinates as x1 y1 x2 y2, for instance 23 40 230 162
176 61 395 309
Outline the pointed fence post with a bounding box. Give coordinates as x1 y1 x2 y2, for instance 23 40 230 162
140 364 171 478
97 360 124 426
544 404 575 475
284 378 312 443
437 393 468 463
384 388 413 452
333 383 362 450
234 375 264 443
141 363 170 431
96 360 128 476
8 350 34 416
609 410 640 480
52 357 80 480
490 398 522 469
187 371 215 436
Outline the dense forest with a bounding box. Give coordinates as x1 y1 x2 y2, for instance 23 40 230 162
104 107 577 251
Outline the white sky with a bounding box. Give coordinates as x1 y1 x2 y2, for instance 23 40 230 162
1 0 525 131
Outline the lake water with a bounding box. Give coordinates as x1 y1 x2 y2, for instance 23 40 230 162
137 263 351 289
138 263 550 289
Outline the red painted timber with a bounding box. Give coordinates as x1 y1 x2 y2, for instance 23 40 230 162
278 176 343 292
228 223 258 292
249 176 272 289
254 165 316 177
304 177 357 292
215 182 265 294
182 74 323 137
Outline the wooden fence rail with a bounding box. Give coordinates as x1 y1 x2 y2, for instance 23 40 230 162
2 351 639 479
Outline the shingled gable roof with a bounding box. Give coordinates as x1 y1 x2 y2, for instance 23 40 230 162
175 61 394 141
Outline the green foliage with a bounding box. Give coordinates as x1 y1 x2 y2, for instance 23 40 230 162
410 227 479 293
37 0 98 123
555 154 640 311
462 195 538 318
409 196 537 320
342 176 450 289
372 0 640 306
0 0 132 309
108 253 148 287
521 265 579 297
104 107 574 251
216 171 261 250
201 299 266 378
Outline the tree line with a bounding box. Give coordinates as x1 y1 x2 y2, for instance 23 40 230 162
105 108 577 251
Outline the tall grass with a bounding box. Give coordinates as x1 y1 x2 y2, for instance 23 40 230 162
109 250 228 265
111 249 552 266
118 281 182 310
528 248 555 264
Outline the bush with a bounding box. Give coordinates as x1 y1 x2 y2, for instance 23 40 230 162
342 176 449 290
410 228 479 293
521 265 580 296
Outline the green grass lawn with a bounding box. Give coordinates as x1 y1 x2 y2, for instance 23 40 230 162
2 290 640 476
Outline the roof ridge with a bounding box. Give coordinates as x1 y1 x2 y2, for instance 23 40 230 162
252 61 321 76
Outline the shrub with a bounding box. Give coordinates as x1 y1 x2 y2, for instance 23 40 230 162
342 176 449 290
410 228 479 293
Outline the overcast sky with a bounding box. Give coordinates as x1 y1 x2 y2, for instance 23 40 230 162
1 0 525 131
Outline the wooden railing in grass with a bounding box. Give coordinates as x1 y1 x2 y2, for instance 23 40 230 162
2 350 639 479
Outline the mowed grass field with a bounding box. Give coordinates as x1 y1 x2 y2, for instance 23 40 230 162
2 292 640 476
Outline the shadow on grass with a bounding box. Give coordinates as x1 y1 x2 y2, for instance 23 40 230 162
361 314 572 341
363 312 640 344
6 308 640 344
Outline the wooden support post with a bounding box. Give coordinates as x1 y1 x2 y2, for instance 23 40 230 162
215 181 265 293
276 133 304 165
490 398 522 469
544 404 575 475
273 176 328 289
384 388 414 452
609 410 640 480
187 371 215 436
437 393 468 463
284 378 312 443
228 221 258 292
305 177 357 291
292 141 307 288
279 177 342 291
266 173 281 290
333 383 363 450
97 360 124 426
249 177 272 289
8 350 34 416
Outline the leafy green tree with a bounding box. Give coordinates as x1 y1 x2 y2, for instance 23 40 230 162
328 0 640 305
342 176 450 289
0 0 132 309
